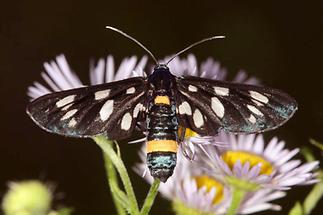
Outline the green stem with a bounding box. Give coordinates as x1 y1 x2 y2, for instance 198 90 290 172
104 153 126 215
93 136 140 215
226 188 246 215
140 180 160 215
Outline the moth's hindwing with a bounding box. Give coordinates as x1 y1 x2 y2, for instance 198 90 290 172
27 77 148 139
175 76 297 135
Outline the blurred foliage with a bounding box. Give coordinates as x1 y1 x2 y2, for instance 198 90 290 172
310 139 323 152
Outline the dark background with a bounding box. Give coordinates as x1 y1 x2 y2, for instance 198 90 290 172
1 1 323 214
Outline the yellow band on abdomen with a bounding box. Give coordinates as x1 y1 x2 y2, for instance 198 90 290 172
147 140 178 153
154 96 170 105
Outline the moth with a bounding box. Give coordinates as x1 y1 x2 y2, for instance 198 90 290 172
27 26 297 182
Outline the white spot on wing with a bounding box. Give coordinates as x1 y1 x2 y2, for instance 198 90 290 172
100 100 114 121
68 118 77 127
248 114 256 124
133 103 143 118
188 85 198 92
95 89 111 100
247 105 263 116
56 95 76 108
61 109 78 120
249 91 269 104
179 101 192 115
126 87 136 94
193 109 204 128
121 113 132 130
213 86 229 96
211 97 225 118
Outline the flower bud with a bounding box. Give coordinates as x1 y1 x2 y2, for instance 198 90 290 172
2 180 52 215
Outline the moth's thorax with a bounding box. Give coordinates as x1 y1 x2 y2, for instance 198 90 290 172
148 65 175 90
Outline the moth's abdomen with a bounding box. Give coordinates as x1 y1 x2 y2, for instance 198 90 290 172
146 95 178 182
147 152 177 182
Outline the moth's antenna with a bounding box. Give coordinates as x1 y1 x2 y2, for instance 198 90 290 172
166 35 225 65
106 26 159 65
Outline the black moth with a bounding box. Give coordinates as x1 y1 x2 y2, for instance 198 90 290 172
27 27 297 182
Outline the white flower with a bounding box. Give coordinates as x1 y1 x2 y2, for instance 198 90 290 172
27 54 148 100
134 146 229 214
167 54 259 84
198 132 319 190
134 145 286 214
240 188 286 214
28 54 258 100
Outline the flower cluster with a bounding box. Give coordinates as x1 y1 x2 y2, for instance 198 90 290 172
29 54 319 214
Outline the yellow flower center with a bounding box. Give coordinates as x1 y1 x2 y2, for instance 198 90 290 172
178 127 198 139
194 175 224 204
221 151 273 175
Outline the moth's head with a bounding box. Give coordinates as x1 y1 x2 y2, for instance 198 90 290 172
148 64 174 89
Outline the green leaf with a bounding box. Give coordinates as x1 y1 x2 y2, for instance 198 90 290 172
309 138 323 151
288 202 303 215
49 207 74 215
301 147 315 162
303 171 323 214
110 182 131 211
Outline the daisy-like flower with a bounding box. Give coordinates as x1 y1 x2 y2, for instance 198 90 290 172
28 54 257 99
27 54 148 100
166 54 259 85
134 145 287 214
198 132 319 191
135 148 229 214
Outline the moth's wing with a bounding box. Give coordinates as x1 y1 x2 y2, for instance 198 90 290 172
175 91 220 136
175 76 297 135
27 77 148 140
